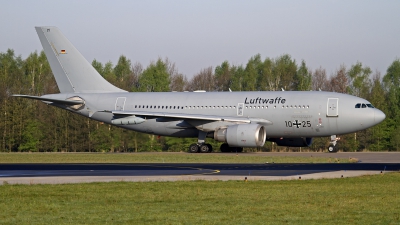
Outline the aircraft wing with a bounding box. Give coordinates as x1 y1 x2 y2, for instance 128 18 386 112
12 95 84 105
106 110 273 125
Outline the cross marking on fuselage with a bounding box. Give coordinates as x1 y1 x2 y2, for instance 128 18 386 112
293 120 301 128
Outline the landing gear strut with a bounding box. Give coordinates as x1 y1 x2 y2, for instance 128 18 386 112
328 135 340 153
188 131 213 153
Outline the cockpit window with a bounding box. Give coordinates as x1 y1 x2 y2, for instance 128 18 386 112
366 104 375 108
356 103 375 108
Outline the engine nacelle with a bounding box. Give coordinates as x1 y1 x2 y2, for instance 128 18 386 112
214 124 266 147
268 137 313 147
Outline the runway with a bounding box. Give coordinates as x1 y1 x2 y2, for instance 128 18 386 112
0 159 399 184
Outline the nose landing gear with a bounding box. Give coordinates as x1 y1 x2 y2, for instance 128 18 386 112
328 135 340 153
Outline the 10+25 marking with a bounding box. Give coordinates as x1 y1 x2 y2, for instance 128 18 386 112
285 120 311 128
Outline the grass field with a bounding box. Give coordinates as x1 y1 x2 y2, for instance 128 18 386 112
0 152 354 163
0 173 399 224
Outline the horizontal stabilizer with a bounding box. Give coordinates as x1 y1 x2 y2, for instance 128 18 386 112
12 95 84 105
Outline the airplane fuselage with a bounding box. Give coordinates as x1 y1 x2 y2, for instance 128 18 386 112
43 91 384 139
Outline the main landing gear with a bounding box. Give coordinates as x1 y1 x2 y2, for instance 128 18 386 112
187 131 244 153
188 143 213 153
188 131 213 153
328 135 340 153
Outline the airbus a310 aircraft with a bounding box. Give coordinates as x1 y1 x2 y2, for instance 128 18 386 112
14 27 386 153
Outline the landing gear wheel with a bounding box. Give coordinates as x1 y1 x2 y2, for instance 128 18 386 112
220 143 230 152
206 144 213 153
199 144 210 153
189 144 199 153
328 144 337 153
328 135 339 153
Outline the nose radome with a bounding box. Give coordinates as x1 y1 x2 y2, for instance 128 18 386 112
374 110 386 124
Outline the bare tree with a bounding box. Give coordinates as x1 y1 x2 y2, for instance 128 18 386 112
312 67 329 91
170 73 188 92
164 57 178 78
186 67 214 91
329 65 348 93
128 62 142 91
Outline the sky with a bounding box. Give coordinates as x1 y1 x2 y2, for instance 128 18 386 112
1 0 400 78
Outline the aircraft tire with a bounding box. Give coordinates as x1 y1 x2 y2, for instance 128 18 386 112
199 144 210 153
189 144 199 153
328 145 337 153
206 144 213 153
220 143 230 152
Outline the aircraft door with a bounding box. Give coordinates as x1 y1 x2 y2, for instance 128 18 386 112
115 97 126 111
237 103 244 116
327 98 338 117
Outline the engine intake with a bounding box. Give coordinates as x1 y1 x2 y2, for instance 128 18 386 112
214 124 266 147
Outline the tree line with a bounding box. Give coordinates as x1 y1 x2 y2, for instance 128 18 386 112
0 48 399 152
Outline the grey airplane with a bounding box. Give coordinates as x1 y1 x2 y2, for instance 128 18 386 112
14 26 386 153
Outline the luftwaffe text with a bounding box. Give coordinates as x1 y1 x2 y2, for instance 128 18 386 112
244 97 286 104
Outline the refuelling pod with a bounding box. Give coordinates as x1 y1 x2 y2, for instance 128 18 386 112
111 115 145 125
214 124 266 147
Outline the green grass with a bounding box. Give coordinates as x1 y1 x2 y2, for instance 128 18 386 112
0 152 353 163
0 173 399 224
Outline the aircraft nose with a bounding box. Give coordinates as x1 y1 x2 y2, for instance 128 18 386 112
374 109 386 124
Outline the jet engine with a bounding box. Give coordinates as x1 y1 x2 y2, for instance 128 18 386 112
214 124 266 147
268 137 313 147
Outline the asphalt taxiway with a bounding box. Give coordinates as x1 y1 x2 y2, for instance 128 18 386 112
0 152 399 184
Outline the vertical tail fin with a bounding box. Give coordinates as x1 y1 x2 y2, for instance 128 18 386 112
35 26 126 93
